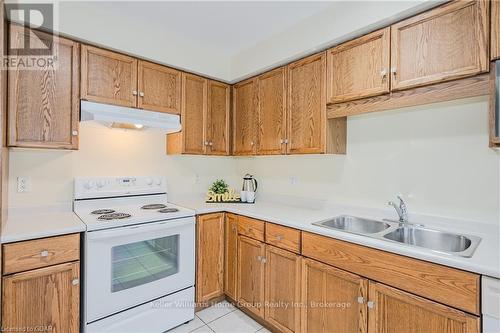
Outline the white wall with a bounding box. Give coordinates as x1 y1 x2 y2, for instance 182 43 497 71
235 98 499 224
8 122 238 209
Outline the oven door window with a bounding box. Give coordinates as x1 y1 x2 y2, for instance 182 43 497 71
111 235 179 292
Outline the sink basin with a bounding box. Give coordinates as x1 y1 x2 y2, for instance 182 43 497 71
383 226 480 257
313 215 391 234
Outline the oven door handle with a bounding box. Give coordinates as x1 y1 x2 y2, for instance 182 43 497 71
86 217 194 240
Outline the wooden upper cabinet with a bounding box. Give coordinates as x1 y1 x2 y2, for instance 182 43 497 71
327 27 390 103
8 25 80 149
233 78 258 155
138 61 181 114
196 213 224 303
207 80 230 155
237 235 265 318
224 214 238 300
368 282 480 333
287 52 326 154
179 73 207 155
257 67 287 155
390 0 489 91
265 245 301 333
81 45 137 107
2 262 80 333
492 0 500 60
301 258 368 333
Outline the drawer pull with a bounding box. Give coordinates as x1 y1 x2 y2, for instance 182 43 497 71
261 257 267 264
357 296 365 304
40 250 49 258
275 234 284 241
367 301 375 309
72 279 79 286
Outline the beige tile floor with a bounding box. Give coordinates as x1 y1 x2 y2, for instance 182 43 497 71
167 301 271 333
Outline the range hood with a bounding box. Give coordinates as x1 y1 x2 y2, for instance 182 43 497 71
80 100 181 133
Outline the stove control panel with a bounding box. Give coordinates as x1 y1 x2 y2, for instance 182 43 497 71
75 176 167 199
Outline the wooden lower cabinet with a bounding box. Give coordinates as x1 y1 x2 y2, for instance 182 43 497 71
2 262 80 333
301 258 367 333
237 235 265 318
224 213 238 299
368 282 480 333
265 245 301 333
196 213 224 303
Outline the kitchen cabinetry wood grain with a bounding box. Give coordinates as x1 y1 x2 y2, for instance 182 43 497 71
390 0 489 91
327 27 390 103
302 232 480 315
368 282 479 333
492 0 500 60
207 80 230 155
265 245 301 333
2 262 80 333
233 78 258 155
81 45 137 107
196 213 224 303
287 53 327 154
8 25 80 149
257 67 287 155
137 60 181 114
224 213 238 300
301 258 368 333
237 235 265 318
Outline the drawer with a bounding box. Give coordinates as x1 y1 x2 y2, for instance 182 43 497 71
265 223 301 253
3 233 80 275
302 232 480 315
237 216 265 242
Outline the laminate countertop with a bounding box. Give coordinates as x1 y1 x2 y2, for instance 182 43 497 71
172 195 500 279
1 208 86 244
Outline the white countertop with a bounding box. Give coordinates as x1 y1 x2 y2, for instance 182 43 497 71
173 195 500 278
1 205 86 244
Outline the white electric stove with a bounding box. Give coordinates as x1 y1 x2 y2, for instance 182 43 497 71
74 176 196 333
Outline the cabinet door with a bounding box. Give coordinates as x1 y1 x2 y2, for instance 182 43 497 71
224 213 238 299
8 25 79 149
196 213 224 303
327 27 390 103
181 73 207 154
2 262 80 333
492 0 500 61
287 52 326 154
207 80 230 155
390 0 489 91
81 45 137 107
237 235 265 318
257 67 287 155
233 78 258 155
368 281 480 333
138 61 181 114
265 245 301 333
301 258 368 333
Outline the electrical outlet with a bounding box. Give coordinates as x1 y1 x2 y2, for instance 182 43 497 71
17 177 31 193
290 176 299 185
194 174 200 184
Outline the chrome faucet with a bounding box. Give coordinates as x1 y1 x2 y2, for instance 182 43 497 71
388 196 408 224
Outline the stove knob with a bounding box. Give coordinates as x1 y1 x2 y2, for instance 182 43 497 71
155 178 162 186
145 178 153 186
97 180 106 188
84 180 95 190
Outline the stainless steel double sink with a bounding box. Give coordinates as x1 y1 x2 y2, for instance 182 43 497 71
312 215 481 257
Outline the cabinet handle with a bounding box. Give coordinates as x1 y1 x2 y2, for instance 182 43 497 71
261 257 267 264
209 142 213 146
390 67 397 76
280 139 284 144
357 296 365 304
72 130 78 136
275 234 283 241
72 279 79 286
250 141 255 146
204 141 209 146
132 90 138 96
257 255 262 261
367 301 375 309
284 139 289 144
380 69 387 78
139 92 145 97
40 250 49 257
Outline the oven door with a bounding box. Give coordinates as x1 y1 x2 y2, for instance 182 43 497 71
85 217 195 323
